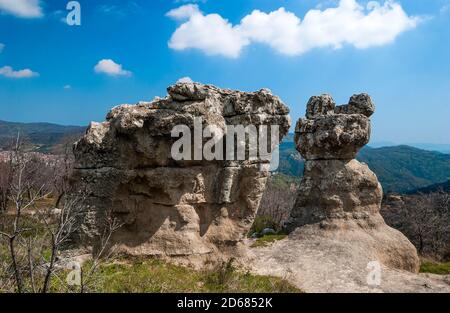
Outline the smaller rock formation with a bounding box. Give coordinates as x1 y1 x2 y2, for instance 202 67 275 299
286 94 381 227
284 93 419 272
69 82 290 260
245 94 430 292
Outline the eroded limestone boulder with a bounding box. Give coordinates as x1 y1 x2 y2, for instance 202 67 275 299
70 82 290 259
285 93 420 273
291 159 382 225
295 114 371 160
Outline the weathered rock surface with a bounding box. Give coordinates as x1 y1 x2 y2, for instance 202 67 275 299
295 94 372 160
284 93 420 273
240 94 442 292
246 235 450 293
70 82 290 258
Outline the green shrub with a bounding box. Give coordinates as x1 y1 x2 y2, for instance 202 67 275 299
251 235 287 248
250 215 279 235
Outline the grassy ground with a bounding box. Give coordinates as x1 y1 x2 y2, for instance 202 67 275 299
1 199 302 293
251 235 287 248
49 257 302 293
420 261 450 275
1 243 302 293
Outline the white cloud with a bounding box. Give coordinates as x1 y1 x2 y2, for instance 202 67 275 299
0 43 4 53
167 4 248 58
441 4 449 14
166 4 201 20
167 0 420 58
0 66 39 78
63 84 72 90
0 0 43 18
94 59 132 77
177 76 193 84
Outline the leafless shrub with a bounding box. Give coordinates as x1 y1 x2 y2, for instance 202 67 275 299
50 134 77 209
0 134 121 293
253 176 298 233
78 213 123 293
0 135 51 292
0 159 12 213
382 190 450 260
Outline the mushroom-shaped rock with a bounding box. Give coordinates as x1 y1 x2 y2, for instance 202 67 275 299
295 94 372 160
285 93 420 273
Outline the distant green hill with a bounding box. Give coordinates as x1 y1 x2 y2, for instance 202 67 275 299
277 139 450 194
0 120 86 152
406 179 450 194
357 145 450 193
278 134 304 178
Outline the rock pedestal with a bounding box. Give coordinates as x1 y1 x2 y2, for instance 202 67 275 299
285 94 419 272
70 83 290 259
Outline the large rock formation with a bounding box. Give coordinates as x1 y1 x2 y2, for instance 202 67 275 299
70 82 290 259
245 94 426 292
283 93 419 272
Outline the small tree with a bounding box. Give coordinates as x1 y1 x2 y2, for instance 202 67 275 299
0 134 121 293
50 133 78 209
0 160 12 213
253 175 298 233
382 190 450 260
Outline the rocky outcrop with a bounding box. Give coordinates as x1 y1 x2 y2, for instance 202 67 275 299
243 94 429 292
70 82 290 259
283 94 420 272
246 235 450 293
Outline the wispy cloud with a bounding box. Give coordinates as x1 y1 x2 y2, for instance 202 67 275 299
98 4 125 17
63 84 72 90
167 0 421 58
174 0 208 4
167 3 200 20
97 2 141 18
94 59 132 77
0 65 39 78
0 0 43 18
0 43 4 53
50 10 68 24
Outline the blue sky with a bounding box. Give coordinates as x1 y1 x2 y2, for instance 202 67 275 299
0 0 449 144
